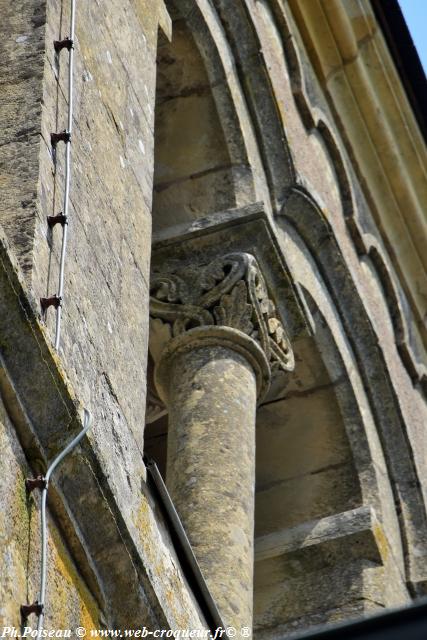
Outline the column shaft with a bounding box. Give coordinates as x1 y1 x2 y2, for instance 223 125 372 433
164 343 257 630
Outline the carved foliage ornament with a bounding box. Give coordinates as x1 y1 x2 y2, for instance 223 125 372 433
150 252 294 372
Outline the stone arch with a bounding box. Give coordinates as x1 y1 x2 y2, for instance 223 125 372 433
253 286 407 633
252 219 415 629
267 0 427 396
277 185 427 596
152 0 272 233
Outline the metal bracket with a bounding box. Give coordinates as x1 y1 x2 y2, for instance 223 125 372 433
20 602 44 619
51 130 71 146
40 295 62 313
47 213 68 228
54 37 74 52
25 476 47 493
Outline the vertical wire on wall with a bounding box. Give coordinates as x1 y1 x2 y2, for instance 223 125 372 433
40 0 77 351
54 0 76 351
22 0 94 629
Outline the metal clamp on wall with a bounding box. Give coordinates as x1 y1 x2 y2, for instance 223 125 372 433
42 0 77 352
21 410 92 632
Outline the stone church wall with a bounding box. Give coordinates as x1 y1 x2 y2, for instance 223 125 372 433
0 394 100 630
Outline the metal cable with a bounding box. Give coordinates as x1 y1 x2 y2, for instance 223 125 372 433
54 0 76 350
37 409 92 633
32 1 94 631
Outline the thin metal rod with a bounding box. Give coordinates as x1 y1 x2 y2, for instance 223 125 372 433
37 409 92 633
32 0 91 631
54 0 76 351
145 457 226 633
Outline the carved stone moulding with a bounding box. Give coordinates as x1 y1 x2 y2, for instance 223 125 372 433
155 325 271 403
148 203 313 416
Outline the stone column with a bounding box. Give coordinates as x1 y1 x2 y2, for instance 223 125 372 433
155 327 268 629
150 252 294 631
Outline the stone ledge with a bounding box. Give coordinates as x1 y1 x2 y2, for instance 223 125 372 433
253 508 398 634
255 507 386 565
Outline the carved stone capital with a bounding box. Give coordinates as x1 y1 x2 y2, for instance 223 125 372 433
149 252 294 401
146 206 312 421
